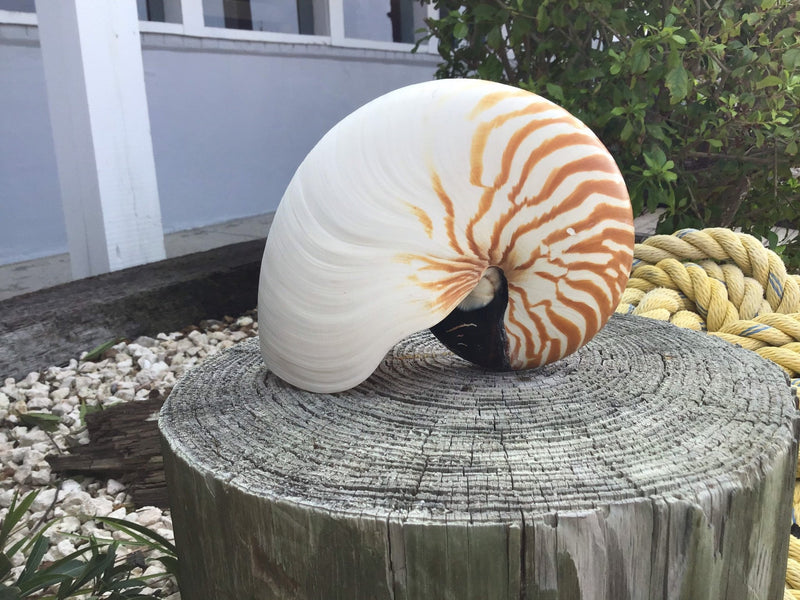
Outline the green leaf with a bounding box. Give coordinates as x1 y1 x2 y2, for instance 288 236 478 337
665 64 690 103
620 121 635 141
631 47 651 74
16 535 49 585
535 3 550 31
486 26 503 49
545 82 565 102
18 411 61 432
644 147 668 168
0 491 38 550
767 230 779 248
477 54 504 80
97 517 177 555
783 48 800 69
756 75 782 89
787 140 798 155
82 337 124 362
0 584 22 600
0 553 12 581
666 50 682 70
744 12 760 26
453 22 468 39
471 4 497 20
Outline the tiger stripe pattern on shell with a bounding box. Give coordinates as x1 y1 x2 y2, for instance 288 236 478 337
258 79 635 392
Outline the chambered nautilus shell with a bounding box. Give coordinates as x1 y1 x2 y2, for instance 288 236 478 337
258 79 634 393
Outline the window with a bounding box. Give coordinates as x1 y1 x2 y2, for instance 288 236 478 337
203 0 328 35
344 0 427 44
137 0 182 23
0 0 34 12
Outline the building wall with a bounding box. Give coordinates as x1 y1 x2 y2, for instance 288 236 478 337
0 22 437 265
0 27 66 264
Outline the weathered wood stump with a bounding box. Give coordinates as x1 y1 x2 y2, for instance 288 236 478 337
159 315 799 600
48 395 169 508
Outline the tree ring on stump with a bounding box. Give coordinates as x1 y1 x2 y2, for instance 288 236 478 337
160 314 799 599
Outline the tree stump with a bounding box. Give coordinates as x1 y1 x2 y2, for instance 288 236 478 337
159 315 799 600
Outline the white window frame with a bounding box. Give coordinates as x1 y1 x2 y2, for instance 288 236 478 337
0 8 36 24
0 0 438 53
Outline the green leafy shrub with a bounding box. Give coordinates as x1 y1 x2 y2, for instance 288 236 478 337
417 0 800 269
0 491 177 599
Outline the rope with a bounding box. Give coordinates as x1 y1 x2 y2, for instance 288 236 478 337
615 227 800 593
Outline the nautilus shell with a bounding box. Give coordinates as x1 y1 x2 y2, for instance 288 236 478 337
258 79 634 393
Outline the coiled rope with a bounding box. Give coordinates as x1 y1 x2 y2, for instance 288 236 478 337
614 227 800 597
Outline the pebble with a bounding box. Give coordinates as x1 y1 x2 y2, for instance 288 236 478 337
61 490 93 517
0 309 259 600
91 496 114 517
0 488 17 508
136 506 163 528
30 466 52 486
53 539 76 560
106 478 126 495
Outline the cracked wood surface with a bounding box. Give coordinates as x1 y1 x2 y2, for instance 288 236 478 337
159 314 799 600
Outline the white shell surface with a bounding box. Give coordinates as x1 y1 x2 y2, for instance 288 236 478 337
259 79 634 392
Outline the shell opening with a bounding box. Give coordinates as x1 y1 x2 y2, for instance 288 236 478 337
458 266 505 311
429 266 511 370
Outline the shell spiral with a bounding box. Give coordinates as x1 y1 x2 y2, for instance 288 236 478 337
258 79 634 392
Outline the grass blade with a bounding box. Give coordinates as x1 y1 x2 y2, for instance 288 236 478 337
96 517 176 555
0 553 12 582
16 534 49 585
0 583 22 600
82 338 125 362
16 551 87 595
0 491 38 549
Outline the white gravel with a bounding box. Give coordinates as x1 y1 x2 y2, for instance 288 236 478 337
1 311 259 598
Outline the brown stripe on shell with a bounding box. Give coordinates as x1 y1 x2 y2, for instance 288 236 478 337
506 281 541 362
467 88 536 121
466 115 582 258
499 178 628 266
507 131 602 205
468 102 557 186
398 253 487 314
489 160 624 264
430 171 464 255
406 202 434 239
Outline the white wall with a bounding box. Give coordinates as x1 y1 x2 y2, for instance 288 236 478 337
0 22 437 265
0 27 66 264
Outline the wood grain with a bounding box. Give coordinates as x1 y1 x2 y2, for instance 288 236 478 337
0 239 263 380
160 314 799 600
48 395 168 508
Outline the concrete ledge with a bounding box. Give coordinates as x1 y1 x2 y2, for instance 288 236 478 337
0 239 264 380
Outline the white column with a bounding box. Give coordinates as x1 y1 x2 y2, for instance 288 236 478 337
36 0 166 278
328 0 345 45
179 0 205 34
425 3 439 53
